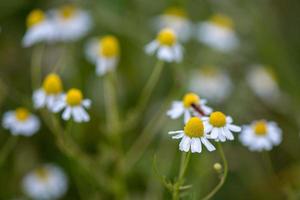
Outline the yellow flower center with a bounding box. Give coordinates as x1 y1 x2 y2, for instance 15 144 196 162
15 108 30 121
60 5 77 19
209 111 227 127
99 36 120 58
254 121 268 136
26 9 45 28
164 7 187 17
184 117 204 137
66 88 83 106
157 28 176 46
210 14 233 29
183 93 200 108
35 167 49 181
42 74 63 95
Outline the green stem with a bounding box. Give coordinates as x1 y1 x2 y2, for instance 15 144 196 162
202 143 228 200
0 136 18 167
172 152 191 200
31 44 44 90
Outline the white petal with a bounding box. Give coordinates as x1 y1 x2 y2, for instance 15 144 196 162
172 133 184 139
166 101 184 119
228 124 241 132
191 138 202 153
184 110 191 124
201 137 216 151
62 107 72 120
179 136 191 152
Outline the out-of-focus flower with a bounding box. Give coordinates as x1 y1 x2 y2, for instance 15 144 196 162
22 9 56 47
239 120 282 151
247 65 280 103
33 73 64 111
50 5 91 41
22 164 68 200
196 14 239 52
153 6 193 42
188 66 233 103
85 35 120 76
145 28 183 62
202 111 241 142
168 117 216 153
167 93 212 123
2 108 40 136
53 88 91 123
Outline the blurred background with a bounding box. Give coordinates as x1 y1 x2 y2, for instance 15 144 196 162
0 0 300 199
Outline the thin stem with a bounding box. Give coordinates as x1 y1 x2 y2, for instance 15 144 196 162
202 143 228 200
0 136 18 167
31 44 44 90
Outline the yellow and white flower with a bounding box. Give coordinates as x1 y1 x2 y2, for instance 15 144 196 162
2 108 40 136
22 164 68 200
145 28 183 62
53 88 91 122
50 5 91 41
33 73 64 111
85 35 120 76
22 9 56 47
247 65 280 103
167 93 212 123
196 14 238 52
169 117 216 153
153 7 193 42
239 120 282 151
202 111 241 142
188 66 233 103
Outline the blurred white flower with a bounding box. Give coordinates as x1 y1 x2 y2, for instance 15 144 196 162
167 93 212 123
196 14 238 52
2 108 40 136
22 164 68 200
145 28 183 62
202 111 241 142
239 120 282 151
50 5 91 42
153 7 193 42
33 73 64 111
169 117 216 153
53 88 91 123
85 35 120 76
247 66 280 103
188 67 233 103
22 9 57 47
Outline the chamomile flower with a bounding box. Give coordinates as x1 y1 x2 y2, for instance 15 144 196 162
247 66 280 103
167 93 212 123
2 108 40 136
51 5 91 41
22 164 68 200
33 73 64 111
202 111 241 142
239 120 282 151
53 88 91 122
145 28 183 62
168 117 216 153
196 14 239 52
85 35 120 76
22 9 56 47
188 66 233 103
153 6 193 42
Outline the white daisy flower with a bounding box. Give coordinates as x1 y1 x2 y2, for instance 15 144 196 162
169 117 216 153
153 6 193 42
247 65 280 103
239 120 282 151
2 108 40 136
145 28 183 62
22 164 68 200
33 73 64 111
50 5 91 42
53 88 91 123
196 14 239 52
85 35 120 76
202 111 241 142
188 66 233 103
22 9 57 47
167 93 212 123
